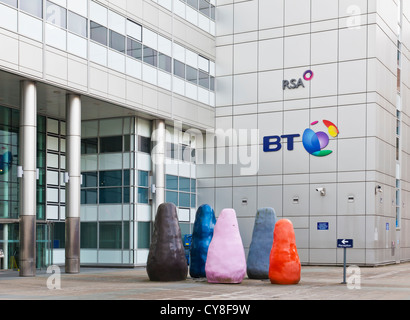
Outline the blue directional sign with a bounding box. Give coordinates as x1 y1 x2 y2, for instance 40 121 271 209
337 239 353 248
317 222 329 230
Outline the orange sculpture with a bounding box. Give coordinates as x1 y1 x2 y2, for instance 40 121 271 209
269 219 301 285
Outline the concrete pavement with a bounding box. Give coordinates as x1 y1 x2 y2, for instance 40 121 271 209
0 262 410 300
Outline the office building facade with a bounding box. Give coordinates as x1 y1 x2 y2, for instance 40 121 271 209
0 0 408 276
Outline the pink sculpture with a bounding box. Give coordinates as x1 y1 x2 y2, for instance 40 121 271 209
205 208 246 284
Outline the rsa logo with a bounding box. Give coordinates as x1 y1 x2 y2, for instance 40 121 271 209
283 70 314 90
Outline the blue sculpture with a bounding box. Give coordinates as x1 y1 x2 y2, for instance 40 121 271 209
189 204 216 278
0 149 12 175
247 207 278 279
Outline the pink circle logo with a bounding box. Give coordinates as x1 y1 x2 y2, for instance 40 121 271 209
303 70 314 81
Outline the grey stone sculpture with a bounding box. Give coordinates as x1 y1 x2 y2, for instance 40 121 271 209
246 207 278 279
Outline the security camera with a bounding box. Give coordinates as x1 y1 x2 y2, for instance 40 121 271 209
316 187 326 196
375 185 383 194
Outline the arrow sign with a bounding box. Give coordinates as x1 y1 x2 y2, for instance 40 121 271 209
337 239 353 248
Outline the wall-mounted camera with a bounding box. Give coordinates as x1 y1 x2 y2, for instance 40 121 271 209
316 187 326 196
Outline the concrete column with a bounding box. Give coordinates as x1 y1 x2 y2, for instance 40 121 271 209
152 120 166 216
19 80 37 277
65 94 81 274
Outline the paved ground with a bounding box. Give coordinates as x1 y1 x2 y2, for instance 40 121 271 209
0 262 410 300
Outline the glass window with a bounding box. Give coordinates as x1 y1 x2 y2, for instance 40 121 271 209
99 222 122 249
123 170 130 186
199 0 210 17
100 136 123 153
68 11 87 37
181 145 191 162
20 0 43 18
124 135 131 152
53 222 65 249
166 142 178 159
46 1 67 28
191 194 196 208
0 0 17 7
99 170 122 187
191 179 196 193
143 46 157 67
166 191 178 206
199 70 210 89
174 60 185 79
81 189 97 204
166 175 178 191
81 222 97 249
99 187 122 204
179 177 190 192
138 188 148 204
127 38 142 60
210 76 215 91
90 21 107 46
138 171 149 187
186 65 198 84
82 172 98 188
138 136 151 153
138 222 151 249
210 5 215 20
123 187 130 203
138 170 149 204
158 53 172 73
109 30 125 53
187 0 198 9
81 138 98 154
179 192 190 207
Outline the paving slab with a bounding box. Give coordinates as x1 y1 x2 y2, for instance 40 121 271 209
0 263 410 300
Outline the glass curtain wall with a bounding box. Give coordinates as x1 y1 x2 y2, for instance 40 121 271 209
0 105 51 269
80 117 152 265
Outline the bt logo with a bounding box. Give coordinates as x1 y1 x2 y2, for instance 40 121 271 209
263 120 339 157
302 120 339 157
283 70 314 90
0 147 12 175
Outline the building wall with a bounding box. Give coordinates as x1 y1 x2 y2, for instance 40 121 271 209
200 0 410 265
0 0 216 130
0 0 213 267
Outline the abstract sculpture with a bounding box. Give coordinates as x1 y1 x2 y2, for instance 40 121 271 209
0 148 12 175
205 208 246 284
189 204 216 278
269 219 301 285
247 207 277 279
147 203 188 281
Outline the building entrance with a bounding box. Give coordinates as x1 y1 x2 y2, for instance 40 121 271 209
0 223 53 270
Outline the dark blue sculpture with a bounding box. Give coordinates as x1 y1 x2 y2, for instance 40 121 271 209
0 149 12 175
189 204 216 278
247 207 278 279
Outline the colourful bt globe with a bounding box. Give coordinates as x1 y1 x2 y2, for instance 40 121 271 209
302 120 339 157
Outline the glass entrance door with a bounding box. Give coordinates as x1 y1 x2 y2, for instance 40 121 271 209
36 223 52 269
0 223 52 270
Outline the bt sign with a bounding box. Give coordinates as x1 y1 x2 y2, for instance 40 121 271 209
263 120 339 157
